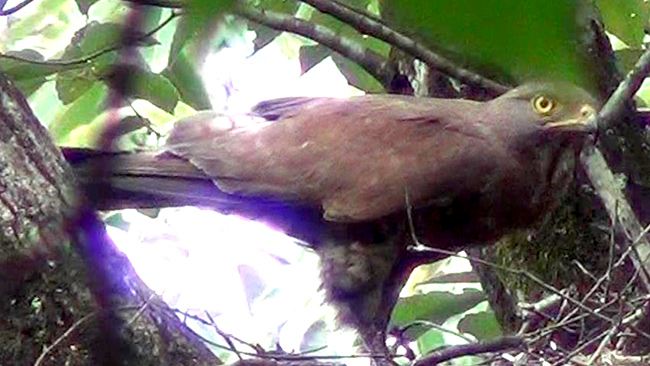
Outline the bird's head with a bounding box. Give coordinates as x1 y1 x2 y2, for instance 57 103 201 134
485 81 599 150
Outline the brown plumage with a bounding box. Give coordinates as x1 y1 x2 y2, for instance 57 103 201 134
64 81 598 354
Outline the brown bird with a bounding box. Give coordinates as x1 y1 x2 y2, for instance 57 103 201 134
65 81 598 355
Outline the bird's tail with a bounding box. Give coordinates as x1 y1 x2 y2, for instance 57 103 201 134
62 147 325 243
61 147 253 211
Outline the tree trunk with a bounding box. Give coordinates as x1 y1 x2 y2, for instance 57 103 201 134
0 72 219 366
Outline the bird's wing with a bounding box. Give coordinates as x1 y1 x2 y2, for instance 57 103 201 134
165 95 506 222
251 97 323 120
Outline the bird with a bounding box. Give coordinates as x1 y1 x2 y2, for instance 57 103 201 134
63 81 598 357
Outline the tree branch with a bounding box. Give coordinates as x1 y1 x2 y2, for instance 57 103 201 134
580 47 650 294
0 0 35 16
597 47 650 130
413 336 523 366
235 6 394 88
296 0 509 94
0 11 178 67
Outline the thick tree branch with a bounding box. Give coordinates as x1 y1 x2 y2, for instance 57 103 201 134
296 0 509 94
236 7 394 87
597 47 650 130
580 47 650 294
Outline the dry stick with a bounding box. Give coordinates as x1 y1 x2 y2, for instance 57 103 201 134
296 0 509 94
550 329 608 366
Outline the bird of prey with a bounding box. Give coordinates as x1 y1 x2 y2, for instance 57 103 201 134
64 81 598 356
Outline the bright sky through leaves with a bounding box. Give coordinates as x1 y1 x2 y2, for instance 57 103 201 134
108 37 364 360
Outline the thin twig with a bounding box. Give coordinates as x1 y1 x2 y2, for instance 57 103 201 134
33 313 95 366
204 311 243 360
0 11 178 67
0 0 35 16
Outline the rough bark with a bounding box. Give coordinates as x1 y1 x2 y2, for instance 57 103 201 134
0 72 219 365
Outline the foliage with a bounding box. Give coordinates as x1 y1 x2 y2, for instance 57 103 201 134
1 0 649 364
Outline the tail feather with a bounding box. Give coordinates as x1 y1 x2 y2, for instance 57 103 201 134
63 147 270 210
61 147 325 242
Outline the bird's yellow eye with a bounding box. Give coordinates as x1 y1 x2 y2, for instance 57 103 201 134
532 95 555 115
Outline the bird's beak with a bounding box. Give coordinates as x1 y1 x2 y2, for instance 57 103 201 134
545 105 598 134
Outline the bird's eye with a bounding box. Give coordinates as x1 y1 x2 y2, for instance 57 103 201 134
532 95 555 115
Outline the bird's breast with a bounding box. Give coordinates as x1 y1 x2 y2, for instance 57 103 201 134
412 144 577 249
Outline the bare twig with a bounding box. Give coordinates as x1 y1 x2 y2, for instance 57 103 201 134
33 313 95 366
204 311 244 360
0 0 35 16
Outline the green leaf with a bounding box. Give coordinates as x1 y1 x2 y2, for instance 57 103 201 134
86 0 130 23
4 0 72 46
247 0 300 50
306 2 388 90
75 0 100 15
596 0 648 48
615 48 644 73
417 271 480 285
104 212 130 231
56 67 100 105
163 50 211 110
168 0 237 65
55 22 123 104
634 79 650 107
0 50 61 96
332 53 384 92
129 70 180 113
299 45 331 74
50 82 108 143
380 0 598 91
300 320 328 353
457 307 502 341
389 289 485 339
140 9 170 70
28 80 65 128
415 328 445 355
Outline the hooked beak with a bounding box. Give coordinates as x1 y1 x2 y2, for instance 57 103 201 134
545 104 598 134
